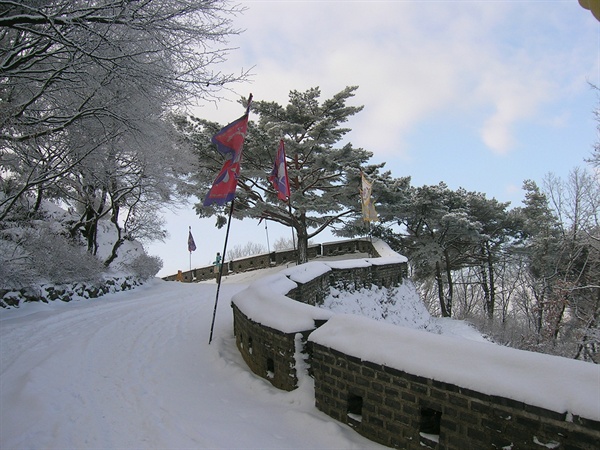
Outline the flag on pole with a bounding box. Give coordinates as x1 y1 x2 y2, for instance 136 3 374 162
203 99 252 206
207 94 252 344
269 139 290 201
360 172 379 222
188 227 197 252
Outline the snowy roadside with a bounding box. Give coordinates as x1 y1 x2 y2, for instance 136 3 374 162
1 243 490 449
0 278 388 449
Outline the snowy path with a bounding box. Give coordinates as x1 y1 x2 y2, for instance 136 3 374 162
1 279 384 449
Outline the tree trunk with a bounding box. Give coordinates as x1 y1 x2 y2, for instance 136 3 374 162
482 242 496 322
436 261 449 317
297 232 308 264
487 245 496 321
83 206 99 255
444 249 453 317
104 201 123 267
534 290 544 337
480 262 491 318
574 289 600 362
296 210 309 264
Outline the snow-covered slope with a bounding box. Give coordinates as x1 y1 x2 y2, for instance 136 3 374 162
0 246 479 450
0 279 388 449
3 244 596 449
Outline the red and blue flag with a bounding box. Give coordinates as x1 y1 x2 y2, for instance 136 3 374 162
269 139 290 201
203 106 251 206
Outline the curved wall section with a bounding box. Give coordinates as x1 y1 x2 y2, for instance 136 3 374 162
231 246 407 392
229 240 600 449
163 238 378 282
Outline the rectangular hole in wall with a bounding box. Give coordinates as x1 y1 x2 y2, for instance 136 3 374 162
346 393 363 426
266 357 274 379
248 336 253 354
419 407 441 446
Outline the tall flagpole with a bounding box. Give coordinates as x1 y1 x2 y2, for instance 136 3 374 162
264 219 271 254
208 198 236 344
188 225 196 278
205 93 252 344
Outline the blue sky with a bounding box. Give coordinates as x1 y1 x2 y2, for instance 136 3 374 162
148 1 599 277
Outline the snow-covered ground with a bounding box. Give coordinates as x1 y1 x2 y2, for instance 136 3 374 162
2 257 598 449
0 255 469 450
1 276 385 449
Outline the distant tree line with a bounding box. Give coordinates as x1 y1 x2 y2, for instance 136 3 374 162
351 165 599 362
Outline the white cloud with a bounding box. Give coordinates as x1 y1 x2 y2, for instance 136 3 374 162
205 1 596 158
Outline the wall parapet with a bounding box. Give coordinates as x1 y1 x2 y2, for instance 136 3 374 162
229 240 600 449
163 238 378 282
309 314 600 449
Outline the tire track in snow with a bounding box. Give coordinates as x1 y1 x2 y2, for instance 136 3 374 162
1 281 218 448
1 279 386 449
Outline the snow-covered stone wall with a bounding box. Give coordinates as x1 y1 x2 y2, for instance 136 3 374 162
231 253 407 391
164 238 378 282
309 315 600 450
230 240 600 449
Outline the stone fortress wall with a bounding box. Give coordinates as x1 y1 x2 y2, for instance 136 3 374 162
162 238 375 282
228 240 600 450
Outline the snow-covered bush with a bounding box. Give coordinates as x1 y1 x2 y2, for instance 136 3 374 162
321 281 442 333
0 199 163 304
0 220 102 289
120 254 163 280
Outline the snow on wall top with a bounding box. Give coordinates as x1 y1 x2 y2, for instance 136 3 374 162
231 273 333 333
309 314 600 422
281 261 331 284
231 239 406 333
369 238 406 259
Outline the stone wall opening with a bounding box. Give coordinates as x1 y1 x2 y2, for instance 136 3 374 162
419 407 441 447
347 393 363 426
266 357 275 378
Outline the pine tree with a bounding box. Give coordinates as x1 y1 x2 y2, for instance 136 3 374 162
188 86 382 263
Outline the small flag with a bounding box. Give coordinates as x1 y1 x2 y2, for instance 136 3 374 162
269 139 291 201
203 97 252 206
188 228 197 252
361 172 379 222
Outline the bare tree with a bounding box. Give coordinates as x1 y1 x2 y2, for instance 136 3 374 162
542 168 600 361
227 242 267 260
1 0 247 220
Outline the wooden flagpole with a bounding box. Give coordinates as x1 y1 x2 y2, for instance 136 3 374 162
208 198 235 344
